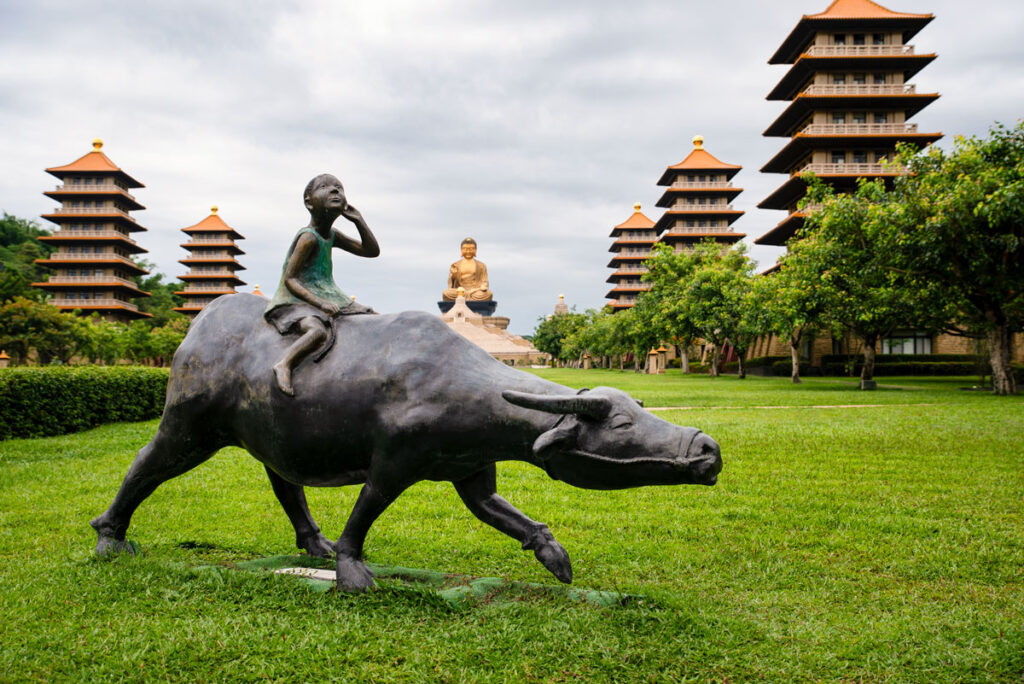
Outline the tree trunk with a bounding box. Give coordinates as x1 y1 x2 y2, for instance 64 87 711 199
737 350 746 380
680 348 690 375
789 337 802 384
860 334 877 382
988 324 1017 395
708 343 719 377
618 355 624 371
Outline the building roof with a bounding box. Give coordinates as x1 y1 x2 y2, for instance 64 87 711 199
807 0 931 21
770 0 933 64
181 207 246 239
45 140 144 188
614 203 655 230
657 136 742 184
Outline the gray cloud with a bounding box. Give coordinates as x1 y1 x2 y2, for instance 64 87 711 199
1 0 1021 333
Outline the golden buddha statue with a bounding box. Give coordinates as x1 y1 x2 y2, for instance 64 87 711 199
443 238 493 301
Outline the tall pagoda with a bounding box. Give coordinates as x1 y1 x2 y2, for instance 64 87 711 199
756 0 941 247
605 203 656 311
173 206 246 316
34 139 151 321
654 136 745 251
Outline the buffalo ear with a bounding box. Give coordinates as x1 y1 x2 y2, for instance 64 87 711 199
532 423 576 455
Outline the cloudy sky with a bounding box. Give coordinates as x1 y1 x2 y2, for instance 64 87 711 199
1 0 1021 333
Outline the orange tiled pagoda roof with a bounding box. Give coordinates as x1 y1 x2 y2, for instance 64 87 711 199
657 139 742 184
771 0 933 64
614 208 655 230
181 209 245 239
45 140 144 188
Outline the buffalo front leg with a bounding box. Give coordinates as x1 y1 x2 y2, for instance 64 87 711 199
90 424 219 556
263 466 333 558
454 465 572 583
334 480 406 592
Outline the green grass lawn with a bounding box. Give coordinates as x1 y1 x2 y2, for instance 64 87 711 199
1 372 1022 682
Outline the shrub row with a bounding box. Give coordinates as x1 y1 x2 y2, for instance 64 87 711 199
820 353 984 365
0 366 169 440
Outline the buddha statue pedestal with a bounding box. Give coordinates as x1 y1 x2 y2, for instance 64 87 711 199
437 299 497 317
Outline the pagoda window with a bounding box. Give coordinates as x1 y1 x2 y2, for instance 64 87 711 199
873 73 887 84
83 177 93 186
853 73 866 85
831 151 846 164
852 151 868 164
832 74 846 85
686 220 694 227
872 33 886 45
874 112 888 124
832 112 846 124
833 33 846 45
853 34 865 46
852 112 867 124
698 220 707 228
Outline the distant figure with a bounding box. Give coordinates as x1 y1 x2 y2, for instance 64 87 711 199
265 174 379 396
442 237 493 301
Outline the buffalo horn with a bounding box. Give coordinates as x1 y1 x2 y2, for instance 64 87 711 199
501 390 612 420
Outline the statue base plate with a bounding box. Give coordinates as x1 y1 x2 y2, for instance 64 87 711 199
438 300 497 317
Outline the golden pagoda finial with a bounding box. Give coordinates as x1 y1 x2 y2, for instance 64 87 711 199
692 135 704 150
457 286 466 298
558 294 565 300
211 205 218 215
92 138 103 151
633 202 642 212
252 284 264 297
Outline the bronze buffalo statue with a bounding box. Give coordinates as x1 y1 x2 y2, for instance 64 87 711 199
91 294 722 591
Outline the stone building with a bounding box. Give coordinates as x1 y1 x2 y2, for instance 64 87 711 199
750 0 964 364
655 136 745 253
755 0 942 248
34 139 152 321
605 204 656 311
173 207 246 317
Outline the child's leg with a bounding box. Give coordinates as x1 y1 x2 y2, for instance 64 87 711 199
273 317 328 396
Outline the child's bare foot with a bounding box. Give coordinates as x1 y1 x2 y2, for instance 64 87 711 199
273 362 294 396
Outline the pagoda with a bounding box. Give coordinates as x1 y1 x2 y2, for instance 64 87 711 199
654 136 745 251
173 206 246 316
756 0 941 247
33 139 151 321
605 203 657 311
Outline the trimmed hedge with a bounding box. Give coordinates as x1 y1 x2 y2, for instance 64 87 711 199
0 367 169 440
820 353 984 365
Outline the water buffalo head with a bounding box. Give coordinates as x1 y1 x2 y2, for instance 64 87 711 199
502 386 721 490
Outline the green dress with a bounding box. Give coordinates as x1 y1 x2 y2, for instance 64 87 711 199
265 227 371 335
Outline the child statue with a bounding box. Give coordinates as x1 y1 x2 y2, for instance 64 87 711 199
265 173 379 396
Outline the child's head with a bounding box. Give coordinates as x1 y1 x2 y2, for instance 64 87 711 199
304 174 346 214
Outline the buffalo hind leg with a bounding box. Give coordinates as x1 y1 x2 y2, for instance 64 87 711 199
90 425 220 556
334 479 408 592
454 465 572 583
263 466 334 558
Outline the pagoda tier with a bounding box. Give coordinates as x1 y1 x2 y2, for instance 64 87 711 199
605 204 656 310
756 0 941 247
33 140 152 321
173 207 247 316
654 136 746 250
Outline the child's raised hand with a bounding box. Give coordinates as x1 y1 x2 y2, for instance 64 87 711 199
341 204 364 223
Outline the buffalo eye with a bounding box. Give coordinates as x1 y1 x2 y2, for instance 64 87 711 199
609 416 633 430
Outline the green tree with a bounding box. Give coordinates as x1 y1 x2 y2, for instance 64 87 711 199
0 297 90 364
532 310 588 365
797 178 924 387
132 259 187 327
881 123 1024 394
0 213 53 302
759 252 830 384
670 243 756 377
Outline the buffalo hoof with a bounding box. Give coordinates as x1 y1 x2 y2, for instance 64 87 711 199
535 540 573 584
297 531 335 558
336 555 375 593
95 535 140 557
